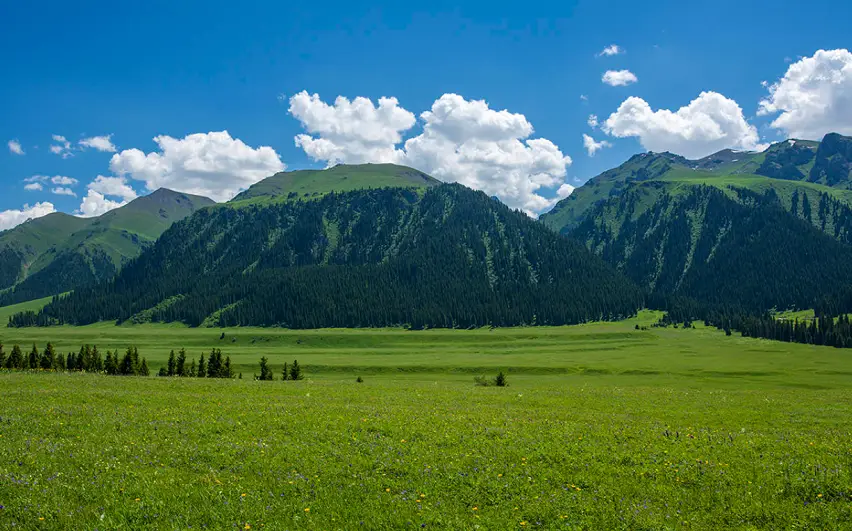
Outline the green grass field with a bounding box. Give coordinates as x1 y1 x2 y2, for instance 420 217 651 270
1 313 851 529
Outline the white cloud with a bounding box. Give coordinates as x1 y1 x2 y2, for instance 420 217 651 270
587 114 599 128
73 176 137 217
758 49 852 139
51 187 77 197
24 175 48 183
602 70 638 87
79 134 117 152
580 94 589 101
88 175 137 201
24 183 43 191
50 134 73 158
288 91 415 166
0 202 56 231
76 191 126 218
8 139 24 155
556 183 575 199
598 44 624 57
602 91 766 159
583 134 612 156
288 92 572 215
109 131 284 202
51 175 78 186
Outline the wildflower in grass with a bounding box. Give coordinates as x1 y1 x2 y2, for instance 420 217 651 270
304 508 310 512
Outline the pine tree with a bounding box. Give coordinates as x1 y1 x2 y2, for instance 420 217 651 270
176 348 187 377
223 356 234 379
258 356 273 381
0 343 5 368
158 367 168 377
494 371 508 387
289 359 303 381
92 346 103 372
167 350 176 377
189 359 197 378
120 347 137 375
197 354 206 378
9 345 23 369
28 344 39 369
105 351 118 375
56 352 66 371
140 358 150 376
40 342 56 370
282 363 289 381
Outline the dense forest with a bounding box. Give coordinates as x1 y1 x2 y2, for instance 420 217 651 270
11 185 642 329
571 185 852 314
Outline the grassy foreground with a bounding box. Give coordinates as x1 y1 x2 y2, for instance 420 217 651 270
1 313 851 529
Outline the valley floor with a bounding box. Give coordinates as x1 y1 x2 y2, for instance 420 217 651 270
1 313 850 529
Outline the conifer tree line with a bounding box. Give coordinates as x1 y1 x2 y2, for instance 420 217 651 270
256 356 303 381
657 297 852 349
0 343 150 375
156 348 235 378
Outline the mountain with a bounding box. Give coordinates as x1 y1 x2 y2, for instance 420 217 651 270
0 189 214 305
231 163 442 204
541 132 852 313
15 183 642 328
542 133 852 235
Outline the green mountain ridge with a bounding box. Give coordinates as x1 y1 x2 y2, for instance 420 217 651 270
0 188 214 306
16 184 642 328
542 132 852 234
231 163 442 204
542 132 852 314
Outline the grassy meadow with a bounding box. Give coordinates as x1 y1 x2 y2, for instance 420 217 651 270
1 312 851 529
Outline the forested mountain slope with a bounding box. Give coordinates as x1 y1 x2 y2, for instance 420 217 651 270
0 189 214 306
571 185 852 312
16 185 642 328
542 132 852 236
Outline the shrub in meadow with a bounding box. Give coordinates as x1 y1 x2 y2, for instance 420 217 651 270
356 376 364 383
473 375 490 386
494 371 508 387
167 350 177 376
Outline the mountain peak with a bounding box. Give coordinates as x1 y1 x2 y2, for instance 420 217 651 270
231 163 442 204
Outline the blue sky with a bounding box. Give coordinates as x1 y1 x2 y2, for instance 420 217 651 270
2 0 852 226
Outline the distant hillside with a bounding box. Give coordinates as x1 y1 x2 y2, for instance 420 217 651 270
0 189 214 305
571 185 852 312
231 163 442 204
17 185 642 328
542 132 852 235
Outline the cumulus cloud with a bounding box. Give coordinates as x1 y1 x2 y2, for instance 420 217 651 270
598 44 624 57
76 191 127 218
0 202 56 231
602 91 766 159
24 175 48 183
758 49 852 139
79 134 117 152
288 92 573 215
24 183 43 191
587 114 599 128
109 131 284 202
602 70 638 87
88 175 138 201
288 91 415 166
50 134 73 158
51 175 78 186
8 139 24 155
583 134 612 156
51 187 77 197
556 183 575 199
